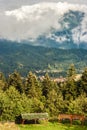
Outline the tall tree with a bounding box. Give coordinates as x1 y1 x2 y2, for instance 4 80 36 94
0 72 7 91
25 71 42 99
68 94 87 115
1 86 32 121
25 72 44 112
67 64 76 78
80 67 87 95
42 73 61 115
46 88 65 116
8 70 23 93
62 64 77 100
42 73 57 99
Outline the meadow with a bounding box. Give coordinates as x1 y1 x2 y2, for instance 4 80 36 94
0 122 87 130
19 123 87 130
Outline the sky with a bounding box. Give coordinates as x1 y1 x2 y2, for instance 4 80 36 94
0 0 87 10
0 0 87 43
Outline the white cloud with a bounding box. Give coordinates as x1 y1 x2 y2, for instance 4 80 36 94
72 12 87 44
0 2 87 42
0 0 87 11
47 33 69 43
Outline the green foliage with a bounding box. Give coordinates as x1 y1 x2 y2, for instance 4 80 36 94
0 72 7 90
42 73 56 98
25 72 42 99
67 64 76 77
68 94 87 115
61 64 77 100
0 41 87 77
0 90 9 121
8 71 24 93
79 67 87 95
30 97 44 113
63 79 77 100
0 86 32 121
19 123 87 130
0 66 87 122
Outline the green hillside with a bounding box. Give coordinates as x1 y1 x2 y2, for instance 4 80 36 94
0 40 87 76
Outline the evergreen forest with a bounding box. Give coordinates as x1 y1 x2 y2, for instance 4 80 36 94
0 40 87 77
0 64 87 122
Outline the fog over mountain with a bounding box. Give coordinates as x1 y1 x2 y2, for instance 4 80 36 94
0 2 87 48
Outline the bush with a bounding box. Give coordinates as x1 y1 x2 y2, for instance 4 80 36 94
38 118 48 124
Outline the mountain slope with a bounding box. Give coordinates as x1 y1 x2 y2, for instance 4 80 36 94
0 2 87 49
0 40 87 76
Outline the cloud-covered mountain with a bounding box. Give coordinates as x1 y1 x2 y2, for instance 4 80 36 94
0 2 87 49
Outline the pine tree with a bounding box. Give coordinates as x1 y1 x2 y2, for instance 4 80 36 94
63 64 77 100
8 70 23 93
68 94 87 114
80 67 87 95
1 86 32 121
42 73 57 99
41 73 61 115
64 79 77 100
67 64 76 78
25 71 42 99
25 72 44 112
0 72 7 91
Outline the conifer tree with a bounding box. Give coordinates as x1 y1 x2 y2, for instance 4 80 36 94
25 72 44 112
67 64 76 78
0 72 7 91
42 73 56 99
2 86 32 121
25 71 42 99
68 94 87 114
42 73 61 115
8 70 23 93
63 64 77 100
80 67 87 95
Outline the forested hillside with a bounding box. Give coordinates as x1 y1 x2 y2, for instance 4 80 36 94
0 40 87 77
0 66 87 121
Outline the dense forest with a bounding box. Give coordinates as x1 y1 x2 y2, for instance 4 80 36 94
0 40 87 77
0 64 87 121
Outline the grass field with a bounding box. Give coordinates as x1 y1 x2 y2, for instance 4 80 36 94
0 122 87 130
19 123 87 130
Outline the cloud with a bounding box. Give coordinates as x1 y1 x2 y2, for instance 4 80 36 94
0 2 87 43
72 11 87 44
0 0 87 11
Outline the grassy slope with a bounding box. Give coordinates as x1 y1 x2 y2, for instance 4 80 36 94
19 123 87 130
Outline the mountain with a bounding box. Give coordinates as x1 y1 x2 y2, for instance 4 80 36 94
0 2 87 76
0 40 87 76
34 10 87 49
0 2 87 49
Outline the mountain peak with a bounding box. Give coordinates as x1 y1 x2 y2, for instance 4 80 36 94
0 2 87 49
